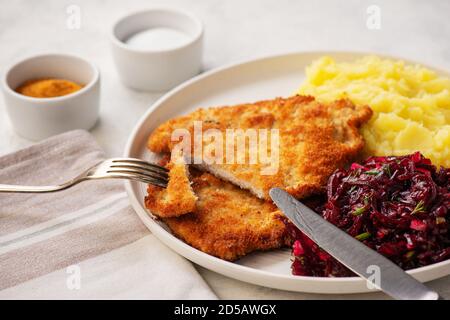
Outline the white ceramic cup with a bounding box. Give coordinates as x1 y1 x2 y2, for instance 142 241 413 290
110 8 203 92
2 53 100 141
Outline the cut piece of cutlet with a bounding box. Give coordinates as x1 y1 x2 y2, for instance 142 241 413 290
145 153 197 218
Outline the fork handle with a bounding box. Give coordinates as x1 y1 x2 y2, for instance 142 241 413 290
0 182 75 193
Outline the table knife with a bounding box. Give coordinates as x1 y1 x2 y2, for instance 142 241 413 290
269 188 441 300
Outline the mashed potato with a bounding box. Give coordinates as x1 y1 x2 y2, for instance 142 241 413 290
298 56 450 167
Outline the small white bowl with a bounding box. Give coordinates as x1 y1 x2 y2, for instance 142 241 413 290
110 8 203 92
2 53 100 141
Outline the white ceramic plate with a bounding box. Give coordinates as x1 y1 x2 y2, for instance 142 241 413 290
124 51 450 294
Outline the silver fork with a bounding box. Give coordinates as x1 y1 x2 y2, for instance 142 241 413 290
0 158 168 193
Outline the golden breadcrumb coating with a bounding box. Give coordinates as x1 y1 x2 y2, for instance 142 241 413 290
147 95 372 200
160 172 290 261
145 157 197 218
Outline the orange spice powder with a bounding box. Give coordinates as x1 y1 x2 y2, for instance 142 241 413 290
16 78 83 98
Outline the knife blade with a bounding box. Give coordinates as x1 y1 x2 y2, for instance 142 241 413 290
269 188 440 300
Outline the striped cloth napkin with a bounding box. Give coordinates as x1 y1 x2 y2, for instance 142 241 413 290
0 130 216 299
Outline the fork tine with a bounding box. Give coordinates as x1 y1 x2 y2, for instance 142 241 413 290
111 158 169 173
107 168 168 181
109 164 168 179
107 172 167 188
107 167 169 181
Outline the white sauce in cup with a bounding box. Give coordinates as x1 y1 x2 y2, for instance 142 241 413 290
125 28 191 51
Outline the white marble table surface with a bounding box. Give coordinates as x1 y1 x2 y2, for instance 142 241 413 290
1 0 449 299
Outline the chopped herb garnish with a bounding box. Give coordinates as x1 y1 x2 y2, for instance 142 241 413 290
405 251 415 259
411 200 426 215
364 169 380 175
384 164 392 177
355 232 371 241
349 186 357 193
352 206 366 216
363 195 371 205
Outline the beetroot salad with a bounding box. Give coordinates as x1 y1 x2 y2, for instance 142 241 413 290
286 152 450 277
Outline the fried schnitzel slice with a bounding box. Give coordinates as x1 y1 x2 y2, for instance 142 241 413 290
148 95 372 200
145 155 197 218
146 171 290 261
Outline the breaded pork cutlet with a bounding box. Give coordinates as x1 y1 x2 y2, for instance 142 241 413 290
147 95 372 200
146 169 290 261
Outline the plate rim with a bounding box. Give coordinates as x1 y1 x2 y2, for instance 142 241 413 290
123 50 450 294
